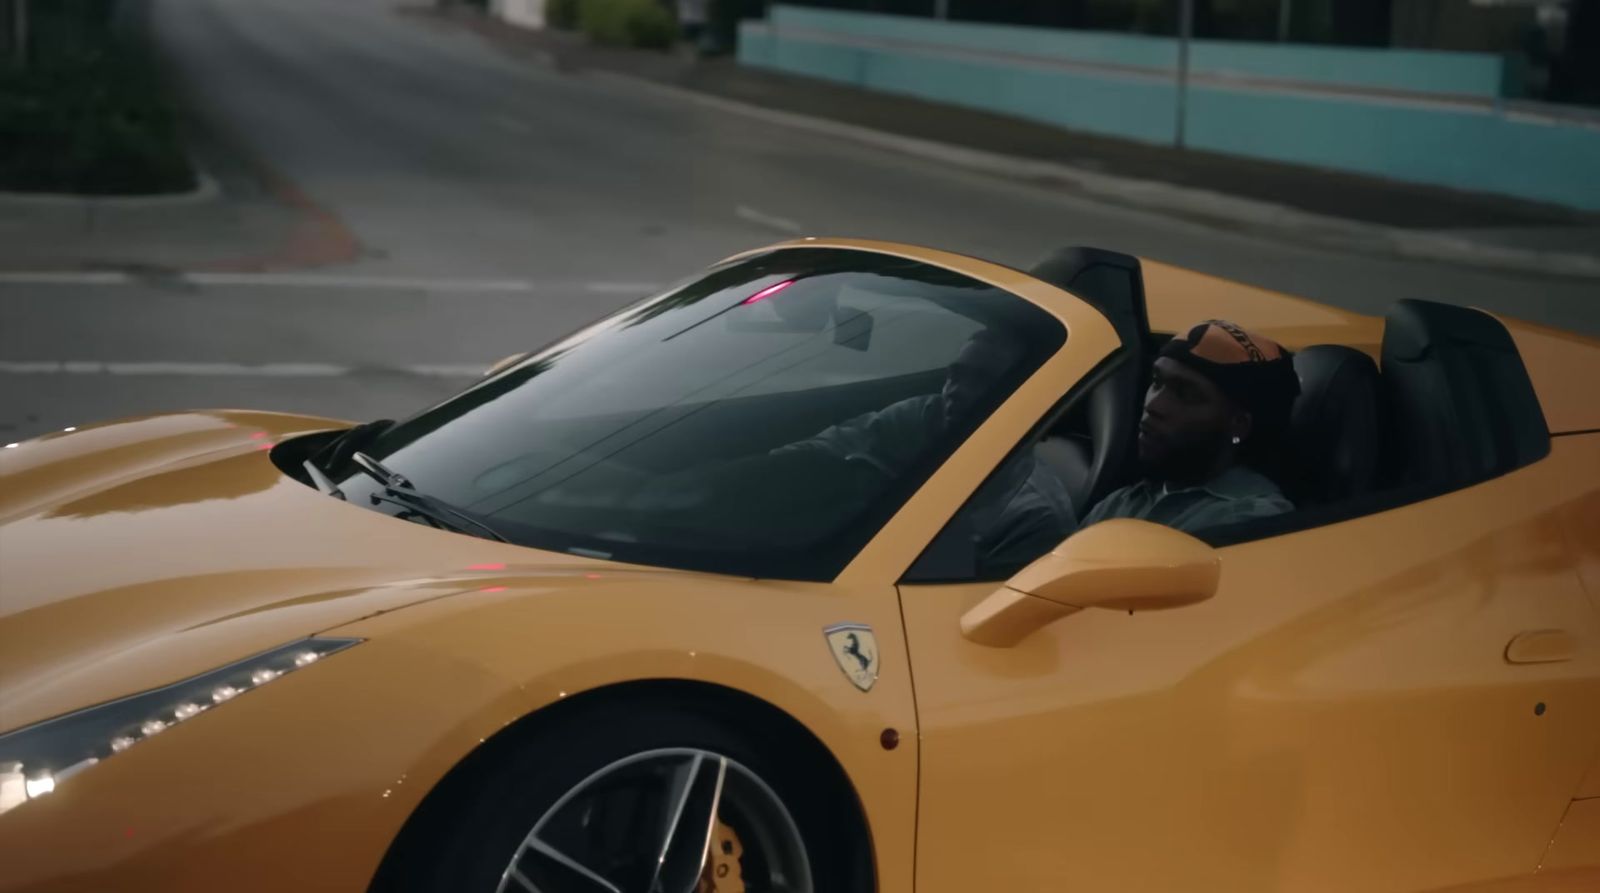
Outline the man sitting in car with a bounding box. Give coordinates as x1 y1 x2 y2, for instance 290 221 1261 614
1081 319 1301 533
773 328 1077 573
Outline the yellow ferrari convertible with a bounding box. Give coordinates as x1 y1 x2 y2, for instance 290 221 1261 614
2 239 1598 893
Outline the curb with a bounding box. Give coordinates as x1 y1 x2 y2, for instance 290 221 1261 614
587 69 1600 280
0 164 221 210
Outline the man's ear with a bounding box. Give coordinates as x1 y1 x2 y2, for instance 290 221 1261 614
1230 410 1254 443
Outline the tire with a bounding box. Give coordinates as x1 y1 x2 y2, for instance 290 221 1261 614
373 694 868 893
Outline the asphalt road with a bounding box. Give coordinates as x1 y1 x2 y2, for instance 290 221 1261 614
2 0 1597 442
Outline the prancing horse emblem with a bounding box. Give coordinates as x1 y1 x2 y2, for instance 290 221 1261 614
824 623 879 692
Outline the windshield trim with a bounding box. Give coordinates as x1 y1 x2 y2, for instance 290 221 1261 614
820 242 1124 588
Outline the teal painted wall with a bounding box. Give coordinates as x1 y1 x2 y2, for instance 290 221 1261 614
766 6 1506 98
738 8 1600 210
749 31 1176 146
769 5 1179 72
1187 89 1600 210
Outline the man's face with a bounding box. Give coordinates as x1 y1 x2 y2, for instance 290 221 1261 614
941 337 1012 429
1138 356 1239 481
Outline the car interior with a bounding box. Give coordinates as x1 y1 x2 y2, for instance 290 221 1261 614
1019 246 1553 551
276 241 1554 581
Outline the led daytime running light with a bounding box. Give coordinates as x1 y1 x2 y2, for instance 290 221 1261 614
0 637 361 816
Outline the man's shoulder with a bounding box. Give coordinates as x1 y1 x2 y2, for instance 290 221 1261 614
1184 472 1293 529
1202 466 1287 502
1080 479 1157 525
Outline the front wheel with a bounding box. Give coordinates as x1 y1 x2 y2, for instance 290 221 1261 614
376 699 865 893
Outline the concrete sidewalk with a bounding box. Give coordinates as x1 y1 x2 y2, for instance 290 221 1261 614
0 127 359 274
427 8 1600 279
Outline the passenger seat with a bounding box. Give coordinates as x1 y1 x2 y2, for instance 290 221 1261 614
1282 345 1385 506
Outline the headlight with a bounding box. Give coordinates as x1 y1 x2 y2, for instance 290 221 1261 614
0 637 360 816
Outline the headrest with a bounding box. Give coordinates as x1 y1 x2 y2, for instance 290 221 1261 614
1027 247 1149 347
1284 345 1383 505
1380 300 1548 484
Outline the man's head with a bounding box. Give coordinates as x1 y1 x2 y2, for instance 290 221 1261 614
941 329 1018 429
1138 320 1300 484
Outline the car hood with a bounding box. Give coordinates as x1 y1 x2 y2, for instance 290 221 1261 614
0 411 673 734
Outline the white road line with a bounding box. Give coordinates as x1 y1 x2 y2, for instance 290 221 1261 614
0 361 484 377
735 205 804 235
583 282 662 295
187 273 537 291
0 272 666 293
404 364 491 377
0 271 136 285
492 114 535 134
0 271 537 291
184 273 540 291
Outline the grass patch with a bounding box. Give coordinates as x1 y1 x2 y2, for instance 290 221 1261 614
0 0 195 195
547 0 676 49
580 0 677 50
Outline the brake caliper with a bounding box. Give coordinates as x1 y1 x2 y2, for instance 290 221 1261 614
697 818 745 893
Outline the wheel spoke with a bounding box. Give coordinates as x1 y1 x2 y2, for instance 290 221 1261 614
645 753 704 893
515 838 624 893
688 759 729 888
650 756 728 893
496 748 811 893
504 865 542 893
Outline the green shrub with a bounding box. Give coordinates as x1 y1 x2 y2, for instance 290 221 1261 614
0 0 194 195
579 0 677 50
545 0 581 29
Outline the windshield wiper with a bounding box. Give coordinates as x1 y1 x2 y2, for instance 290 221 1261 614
303 418 397 501
302 459 346 500
350 451 510 543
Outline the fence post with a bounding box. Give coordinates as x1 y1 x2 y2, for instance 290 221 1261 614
1174 0 1192 149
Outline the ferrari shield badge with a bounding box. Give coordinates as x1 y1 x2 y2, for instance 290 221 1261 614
824 623 879 692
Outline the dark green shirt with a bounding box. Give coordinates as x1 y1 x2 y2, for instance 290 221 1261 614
1079 466 1293 535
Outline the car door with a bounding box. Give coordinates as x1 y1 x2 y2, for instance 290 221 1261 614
899 441 1600 892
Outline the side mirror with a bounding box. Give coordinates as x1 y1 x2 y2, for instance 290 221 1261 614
484 352 530 378
960 520 1220 648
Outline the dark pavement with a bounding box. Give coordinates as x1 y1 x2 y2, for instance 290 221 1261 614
1 0 1596 444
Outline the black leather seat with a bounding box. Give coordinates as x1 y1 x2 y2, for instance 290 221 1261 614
1380 299 1549 485
1281 345 1384 506
1025 247 1151 510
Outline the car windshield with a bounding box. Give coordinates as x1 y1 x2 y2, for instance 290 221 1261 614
338 247 1065 579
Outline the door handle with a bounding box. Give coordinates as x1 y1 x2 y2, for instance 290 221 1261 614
1505 630 1577 664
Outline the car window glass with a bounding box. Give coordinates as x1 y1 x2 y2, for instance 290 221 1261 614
905 427 1083 584
337 248 1064 581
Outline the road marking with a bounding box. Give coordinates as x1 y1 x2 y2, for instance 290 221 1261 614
0 272 537 291
0 272 665 293
583 282 661 295
0 361 484 378
185 272 539 291
0 271 138 285
735 205 804 235
492 113 535 134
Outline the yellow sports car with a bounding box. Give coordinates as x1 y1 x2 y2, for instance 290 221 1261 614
2 239 1598 893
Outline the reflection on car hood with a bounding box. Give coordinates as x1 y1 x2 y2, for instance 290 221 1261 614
0 411 671 733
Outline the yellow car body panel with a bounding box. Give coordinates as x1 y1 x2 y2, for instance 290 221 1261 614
901 433 1600 893
1543 797 1600 878
0 410 640 733
2 239 1599 892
